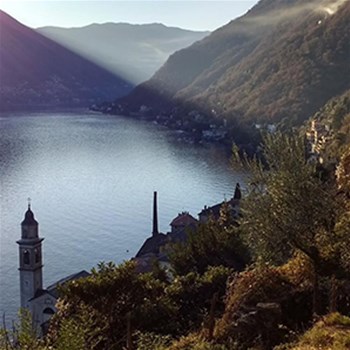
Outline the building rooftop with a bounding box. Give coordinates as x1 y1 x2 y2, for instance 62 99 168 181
135 233 168 258
170 212 198 227
199 198 240 218
46 270 90 298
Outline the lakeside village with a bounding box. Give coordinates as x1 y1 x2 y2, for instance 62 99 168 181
16 117 332 335
90 103 231 144
91 104 303 155
91 103 259 146
17 185 242 334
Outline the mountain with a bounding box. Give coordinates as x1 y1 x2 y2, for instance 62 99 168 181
37 24 209 84
114 0 350 129
310 89 350 160
0 10 132 110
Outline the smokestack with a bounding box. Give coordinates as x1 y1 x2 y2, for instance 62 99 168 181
234 183 242 200
152 191 159 236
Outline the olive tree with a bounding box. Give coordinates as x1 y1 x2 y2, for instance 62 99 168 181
233 132 343 313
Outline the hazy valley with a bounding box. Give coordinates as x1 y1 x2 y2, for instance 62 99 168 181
0 11 208 110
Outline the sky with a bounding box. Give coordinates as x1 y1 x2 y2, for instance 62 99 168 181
0 0 258 31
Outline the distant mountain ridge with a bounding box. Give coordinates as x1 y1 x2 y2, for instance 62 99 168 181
114 0 350 128
0 10 132 110
0 11 208 111
37 23 209 84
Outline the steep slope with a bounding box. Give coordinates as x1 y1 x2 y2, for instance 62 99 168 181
37 24 209 84
309 89 350 160
0 11 132 110
116 0 350 128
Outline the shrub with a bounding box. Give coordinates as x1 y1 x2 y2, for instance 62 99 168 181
288 313 350 350
214 255 315 349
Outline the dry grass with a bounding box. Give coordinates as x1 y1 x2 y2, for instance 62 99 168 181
286 313 350 350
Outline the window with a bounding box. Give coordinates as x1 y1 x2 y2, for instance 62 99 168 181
23 250 30 265
43 308 55 315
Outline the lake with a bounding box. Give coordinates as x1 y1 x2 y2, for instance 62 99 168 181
0 110 244 322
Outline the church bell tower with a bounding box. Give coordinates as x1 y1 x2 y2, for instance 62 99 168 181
17 201 44 309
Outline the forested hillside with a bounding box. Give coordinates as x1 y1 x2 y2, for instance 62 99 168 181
311 89 350 159
115 0 350 128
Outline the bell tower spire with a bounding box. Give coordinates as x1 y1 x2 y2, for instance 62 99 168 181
17 202 44 309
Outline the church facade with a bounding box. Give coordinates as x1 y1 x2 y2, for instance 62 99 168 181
17 203 89 333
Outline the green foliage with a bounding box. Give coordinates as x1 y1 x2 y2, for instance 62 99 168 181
16 309 42 349
169 215 250 276
323 313 350 327
333 212 350 274
216 254 314 339
47 261 233 350
53 318 85 350
327 148 350 276
0 309 48 350
336 146 350 197
312 89 350 161
164 333 230 350
210 254 319 350
0 309 93 350
135 332 173 350
48 261 178 349
166 266 232 333
233 132 338 266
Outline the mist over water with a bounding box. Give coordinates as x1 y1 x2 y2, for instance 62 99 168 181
0 110 243 322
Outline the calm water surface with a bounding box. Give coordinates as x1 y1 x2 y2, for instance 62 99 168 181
0 110 244 321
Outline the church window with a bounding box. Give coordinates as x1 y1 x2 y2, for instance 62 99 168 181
23 250 30 265
43 307 55 315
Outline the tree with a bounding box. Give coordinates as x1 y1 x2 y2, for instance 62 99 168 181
0 309 48 350
169 212 250 276
48 261 177 350
47 261 233 350
336 147 350 198
232 132 344 313
234 132 338 263
334 147 350 273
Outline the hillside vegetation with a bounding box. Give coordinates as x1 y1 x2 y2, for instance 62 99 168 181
311 89 350 160
116 0 350 128
282 313 350 349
